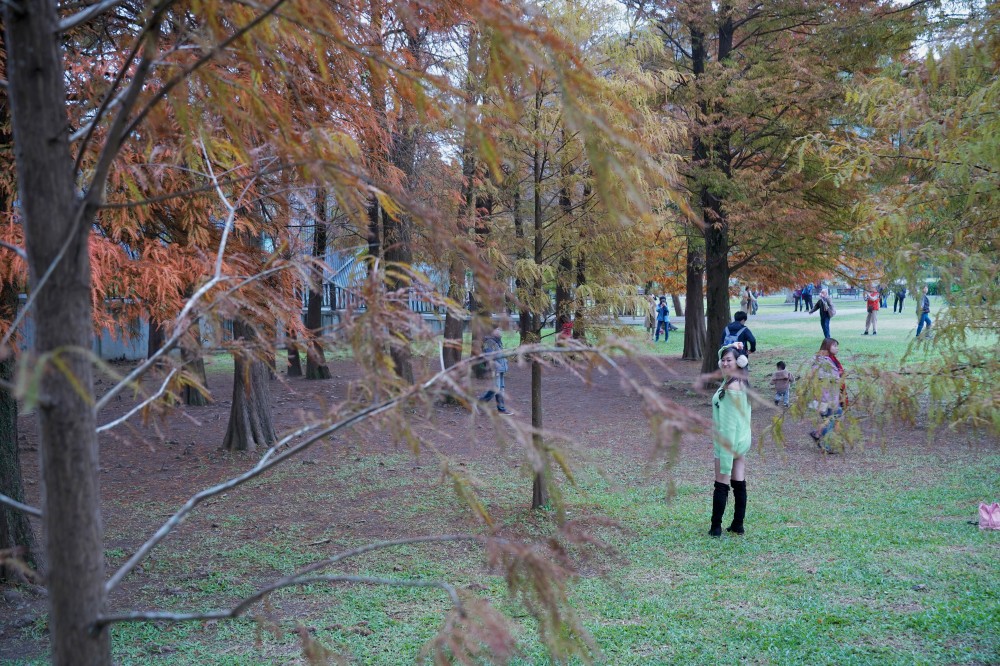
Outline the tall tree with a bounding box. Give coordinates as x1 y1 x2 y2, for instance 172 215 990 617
641 0 913 368
306 189 332 380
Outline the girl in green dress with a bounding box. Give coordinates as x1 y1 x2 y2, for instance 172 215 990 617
710 344 752 537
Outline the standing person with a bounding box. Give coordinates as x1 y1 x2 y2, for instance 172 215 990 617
802 283 814 312
740 287 750 314
878 283 888 308
808 338 847 453
720 311 757 360
864 285 880 335
654 296 670 342
750 288 759 315
808 288 835 339
770 361 794 407
792 287 802 312
708 344 752 537
478 326 512 415
916 285 933 338
893 286 907 313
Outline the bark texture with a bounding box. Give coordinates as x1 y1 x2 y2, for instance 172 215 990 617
305 190 331 380
181 321 210 406
0 284 37 580
4 2 111 661
223 320 277 451
285 328 303 377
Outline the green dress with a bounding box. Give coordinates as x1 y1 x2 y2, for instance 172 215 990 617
712 381 752 474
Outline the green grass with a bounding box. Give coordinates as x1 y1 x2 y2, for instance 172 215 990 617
10 299 998 665
62 449 998 666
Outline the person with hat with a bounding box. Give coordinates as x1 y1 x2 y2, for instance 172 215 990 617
708 343 752 537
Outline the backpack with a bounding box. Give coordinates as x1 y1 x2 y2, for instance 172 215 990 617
722 325 746 347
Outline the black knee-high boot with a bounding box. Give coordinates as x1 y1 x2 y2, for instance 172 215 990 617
728 479 747 535
709 481 729 537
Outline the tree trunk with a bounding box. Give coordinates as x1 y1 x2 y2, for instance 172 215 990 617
0 283 38 580
701 207 731 374
469 194 496 380
511 177 530 345
181 320 210 406
442 257 466 370
223 320 277 451
671 294 683 318
682 232 705 361
146 316 166 361
3 3 112 661
306 189 331 380
699 15 735 374
530 107 547 510
285 327 303 377
530 359 547 510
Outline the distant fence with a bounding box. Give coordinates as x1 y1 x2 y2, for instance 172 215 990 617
299 284 445 315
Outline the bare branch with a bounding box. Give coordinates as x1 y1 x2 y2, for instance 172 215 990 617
57 0 126 33
105 345 611 594
97 574 461 628
96 368 177 433
0 493 43 518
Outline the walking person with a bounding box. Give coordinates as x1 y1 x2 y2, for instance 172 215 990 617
477 326 513 415
893 286 907 313
740 287 750 315
750 289 759 315
808 338 847 454
792 288 802 312
708 343 752 537
916 285 933 338
654 296 670 342
864 285 880 335
808 287 835 339
878 283 888 309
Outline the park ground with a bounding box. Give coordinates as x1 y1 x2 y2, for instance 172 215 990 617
2 295 998 664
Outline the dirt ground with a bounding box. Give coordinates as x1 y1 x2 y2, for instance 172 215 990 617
0 352 991 662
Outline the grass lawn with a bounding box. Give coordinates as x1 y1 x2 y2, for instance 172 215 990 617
87 445 1000 665
8 297 997 665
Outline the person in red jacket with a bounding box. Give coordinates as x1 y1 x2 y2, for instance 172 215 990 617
863 285 880 335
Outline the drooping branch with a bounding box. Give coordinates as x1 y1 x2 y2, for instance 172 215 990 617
104 344 619 594
95 368 177 433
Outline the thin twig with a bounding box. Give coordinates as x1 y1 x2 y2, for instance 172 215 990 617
96 368 177 433
0 493 43 518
